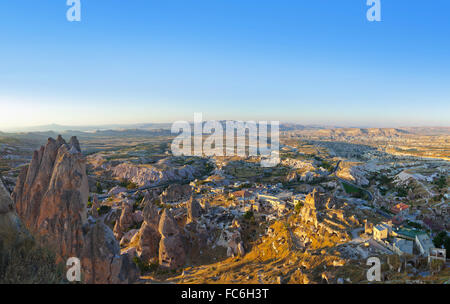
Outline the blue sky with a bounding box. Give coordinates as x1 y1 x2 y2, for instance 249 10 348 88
0 0 449 129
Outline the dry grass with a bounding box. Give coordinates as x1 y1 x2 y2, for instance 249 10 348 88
0 237 65 284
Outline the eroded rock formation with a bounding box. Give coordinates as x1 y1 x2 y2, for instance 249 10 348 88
186 196 202 224
299 188 324 228
12 136 139 283
158 209 186 269
13 136 87 258
136 193 161 263
114 202 134 240
0 178 29 248
81 219 139 284
160 184 192 204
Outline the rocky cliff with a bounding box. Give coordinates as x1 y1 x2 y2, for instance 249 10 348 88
0 178 29 249
136 192 161 263
12 136 138 283
111 162 197 187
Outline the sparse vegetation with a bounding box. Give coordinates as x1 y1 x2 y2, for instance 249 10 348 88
95 181 103 194
133 256 158 273
433 231 450 252
97 205 111 216
0 240 64 284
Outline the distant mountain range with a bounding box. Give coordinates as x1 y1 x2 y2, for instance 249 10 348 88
1 123 173 133
1 123 448 137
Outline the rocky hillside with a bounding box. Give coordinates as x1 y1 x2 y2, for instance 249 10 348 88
0 178 28 249
316 128 409 138
12 136 139 283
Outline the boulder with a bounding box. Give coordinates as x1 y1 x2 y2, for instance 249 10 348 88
158 209 186 269
13 138 88 259
136 193 161 263
120 229 139 247
0 178 29 248
81 220 139 284
114 203 134 240
186 197 202 223
108 186 127 196
160 184 192 204
133 210 144 224
91 194 100 218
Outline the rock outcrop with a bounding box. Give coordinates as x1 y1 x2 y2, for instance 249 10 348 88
81 219 139 284
158 209 186 269
111 162 197 188
91 194 100 218
136 193 161 263
12 136 139 283
13 136 87 258
186 197 202 224
0 178 29 248
160 184 192 204
299 188 324 228
114 202 134 240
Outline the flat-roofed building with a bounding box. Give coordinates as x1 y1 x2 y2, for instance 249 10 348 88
392 238 413 256
428 248 446 263
415 233 434 256
373 224 389 241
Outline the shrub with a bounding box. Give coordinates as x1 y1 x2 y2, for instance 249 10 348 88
97 205 111 216
294 201 304 213
95 182 103 194
0 239 65 284
132 256 158 273
243 211 254 221
433 231 450 252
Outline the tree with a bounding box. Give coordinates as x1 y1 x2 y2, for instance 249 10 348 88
433 231 450 252
96 182 103 194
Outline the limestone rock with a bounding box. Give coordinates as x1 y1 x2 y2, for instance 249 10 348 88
158 209 186 269
136 193 161 262
13 138 88 258
132 210 144 224
81 220 139 284
12 136 139 283
111 162 198 188
114 203 134 240
69 136 81 153
237 242 245 256
186 196 202 223
0 178 29 248
160 184 192 204
299 188 324 228
108 186 127 196
91 194 100 218
120 229 139 247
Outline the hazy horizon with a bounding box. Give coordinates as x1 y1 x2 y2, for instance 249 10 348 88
1 121 450 134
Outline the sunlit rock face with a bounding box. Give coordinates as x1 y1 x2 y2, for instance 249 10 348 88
111 163 197 188
12 136 139 284
160 183 192 204
299 188 324 228
186 196 202 224
158 209 187 269
136 192 161 263
13 136 87 258
0 178 29 249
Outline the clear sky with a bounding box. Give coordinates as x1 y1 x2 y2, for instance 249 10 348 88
0 0 449 130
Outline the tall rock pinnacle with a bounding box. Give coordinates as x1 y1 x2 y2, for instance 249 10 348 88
12 136 139 283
